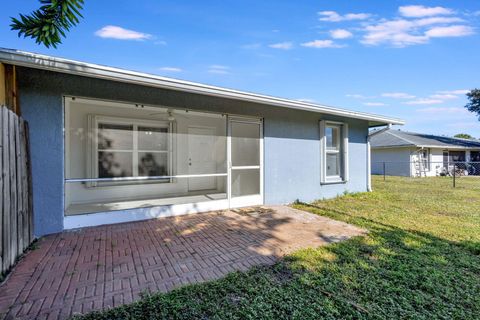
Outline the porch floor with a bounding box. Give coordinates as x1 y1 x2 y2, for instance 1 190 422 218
65 192 227 215
0 206 365 320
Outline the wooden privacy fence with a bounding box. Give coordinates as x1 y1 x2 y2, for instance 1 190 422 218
0 106 33 277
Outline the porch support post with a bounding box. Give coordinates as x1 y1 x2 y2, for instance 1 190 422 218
0 63 5 106
2 64 20 115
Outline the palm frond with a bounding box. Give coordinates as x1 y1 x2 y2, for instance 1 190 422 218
10 0 84 48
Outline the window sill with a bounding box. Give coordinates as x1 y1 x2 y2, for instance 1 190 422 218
321 178 347 185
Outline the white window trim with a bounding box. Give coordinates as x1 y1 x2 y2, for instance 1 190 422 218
320 120 349 184
87 115 174 187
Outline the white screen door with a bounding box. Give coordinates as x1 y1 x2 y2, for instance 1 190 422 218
228 118 263 208
188 126 217 191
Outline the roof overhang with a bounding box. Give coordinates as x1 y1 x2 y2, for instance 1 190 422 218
0 48 404 127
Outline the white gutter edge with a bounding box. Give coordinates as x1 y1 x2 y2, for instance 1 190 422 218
371 145 480 150
0 48 405 126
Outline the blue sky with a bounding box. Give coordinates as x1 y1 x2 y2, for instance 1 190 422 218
2 1 480 136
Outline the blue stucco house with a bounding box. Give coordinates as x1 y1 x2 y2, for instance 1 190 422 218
0 49 403 237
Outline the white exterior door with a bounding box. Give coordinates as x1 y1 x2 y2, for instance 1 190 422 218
188 127 217 191
228 118 263 208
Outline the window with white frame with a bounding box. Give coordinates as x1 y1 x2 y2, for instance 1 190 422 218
320 121 348 183
88 115 173 185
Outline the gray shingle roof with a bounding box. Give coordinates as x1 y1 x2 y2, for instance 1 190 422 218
370 129 480 149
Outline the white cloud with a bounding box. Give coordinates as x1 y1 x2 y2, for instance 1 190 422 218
95 25 152 40
425 25 474 38
159 67 182 73
318 11 371 22
208 65 230 74
346 94 372 99
269 42 293 50
417 107 467 113
381 92 416 99
361 19 429 47
210 65 229 69
330 29 353 39
414 17 465 26
404 98 443 105
301 39 345 48
322 6 472 48
437 89 470 95
430 94 458 100
399 5 454 18
361 11 473 47
363 102 387 106
297 98 316 103
241 43 262 50
257 53 275 58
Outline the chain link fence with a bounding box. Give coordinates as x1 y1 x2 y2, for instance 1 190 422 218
372 161 480 188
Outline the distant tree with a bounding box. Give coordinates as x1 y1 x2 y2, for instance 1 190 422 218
465 89 480 119
10 0 84 48
454 133 473 139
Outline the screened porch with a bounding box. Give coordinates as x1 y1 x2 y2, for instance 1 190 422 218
64 97 263 226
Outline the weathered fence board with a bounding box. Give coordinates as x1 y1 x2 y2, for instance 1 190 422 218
0 106 33 277
2 107 10 273
9 110 18 266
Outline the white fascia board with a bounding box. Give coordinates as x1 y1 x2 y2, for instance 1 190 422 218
0 48 405 126
371 145 415 149
420 145 480 150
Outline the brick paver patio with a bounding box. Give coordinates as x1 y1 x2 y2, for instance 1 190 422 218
0 206 365 319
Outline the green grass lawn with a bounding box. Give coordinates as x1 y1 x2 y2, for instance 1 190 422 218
75 176 480 320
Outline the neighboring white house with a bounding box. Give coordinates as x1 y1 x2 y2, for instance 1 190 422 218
370 128 480 177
